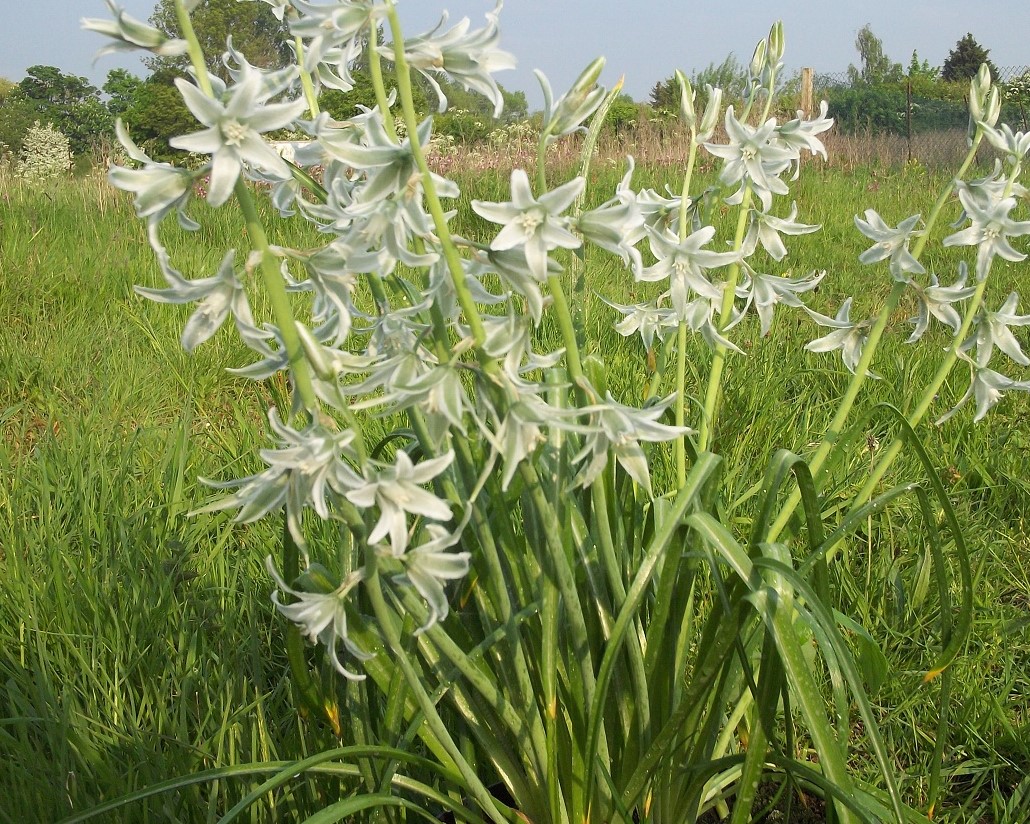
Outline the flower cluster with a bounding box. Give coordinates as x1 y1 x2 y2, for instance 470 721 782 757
89 2 1029 691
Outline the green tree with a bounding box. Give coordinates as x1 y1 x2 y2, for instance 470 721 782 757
118 70 197 161
907 50 938 80
103 69 145 117
941 33 1000 82
147 0 291 80
847 24 903 85
7 66 112 154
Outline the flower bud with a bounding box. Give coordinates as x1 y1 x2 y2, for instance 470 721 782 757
749 38 768 79
540 57 607 138
697 85 723 142
676 70 696 129
976 63 992 97
767 21 785 64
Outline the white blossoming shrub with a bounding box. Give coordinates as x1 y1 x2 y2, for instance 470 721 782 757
15 121 72 183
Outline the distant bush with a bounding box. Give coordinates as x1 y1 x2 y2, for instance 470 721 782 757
15 121 72 182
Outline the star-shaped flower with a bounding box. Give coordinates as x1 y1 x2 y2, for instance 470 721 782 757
805 298 876 376
170 73 306 206
399 1 515 118
266 557 371 679
346 450 454 556
943 187 1030 279
854 210 925 279
638 225 741 320
471 169 584 282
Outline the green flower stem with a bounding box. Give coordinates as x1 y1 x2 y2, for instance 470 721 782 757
854 277 990 509
546 275 587 385
535 133 551 194
675 138 700 487
568 80 625 350
174 0 318 415
234 179 319 413
765 280 907 542
384 5 490 353
517 461 608 768
367 34 398 139
590 480 651 741
697 184 753 452
363 553 511 824
393 587 549 787
910 130 985 260
174 0 213 96
405 411 547 757
853 154 1022 507
294 36 320 119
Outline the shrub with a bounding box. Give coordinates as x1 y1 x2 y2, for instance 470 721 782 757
15 121 71 182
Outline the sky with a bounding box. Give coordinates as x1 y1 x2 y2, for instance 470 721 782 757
4 1 1030 106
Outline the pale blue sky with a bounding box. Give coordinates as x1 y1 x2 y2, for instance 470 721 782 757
5 1 1030 105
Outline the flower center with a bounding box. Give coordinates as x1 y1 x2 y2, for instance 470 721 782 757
518 211 543 235
222 119 248 147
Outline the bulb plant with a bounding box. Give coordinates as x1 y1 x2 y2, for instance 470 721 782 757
83 1 1030 822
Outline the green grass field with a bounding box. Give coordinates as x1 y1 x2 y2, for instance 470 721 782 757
1 159 1029 822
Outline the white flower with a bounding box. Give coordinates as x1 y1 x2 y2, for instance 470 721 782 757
109 121 198 230
599 296 678 349
472 170 584 282
389 525 471 632
742 201 819 261
170 73 306 206
193 411 361 555
346 451 454 556
135 237 254 352
741 266 825 337
906 266 976 343
980 123 1030 165
704 107 795 210
937 356 1030 423
399 1 515 118
963 292 1030 367
775 100 833 160
573 393 692 495
266 557 371 680
290 0 382 70
943 187 1030 280
854 210 925 279
805 298 876 376
82 0 188 58
575 159 646 272
638 225 741 320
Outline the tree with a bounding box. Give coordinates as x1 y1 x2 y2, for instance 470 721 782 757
103 69 145 117
847 25 903 85
941 33 1000 82
147 0 291 80
7 66 112 155
907 51 938 80
118 72 198 161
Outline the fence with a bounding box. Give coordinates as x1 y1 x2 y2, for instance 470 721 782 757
804 66 1030 168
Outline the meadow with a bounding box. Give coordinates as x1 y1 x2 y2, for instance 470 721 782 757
1 153 1029 822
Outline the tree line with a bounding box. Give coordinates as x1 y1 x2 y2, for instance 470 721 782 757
0 0 527 164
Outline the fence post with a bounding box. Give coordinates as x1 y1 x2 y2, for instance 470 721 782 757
800 67 813 117
906 78 913 164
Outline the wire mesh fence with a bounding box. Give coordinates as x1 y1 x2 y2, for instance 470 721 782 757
813 67 1030 168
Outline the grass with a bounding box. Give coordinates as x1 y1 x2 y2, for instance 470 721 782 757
1 158 1029 822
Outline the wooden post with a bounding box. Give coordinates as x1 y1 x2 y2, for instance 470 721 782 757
800 67 814 117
